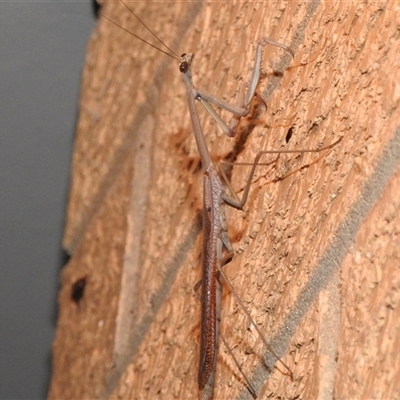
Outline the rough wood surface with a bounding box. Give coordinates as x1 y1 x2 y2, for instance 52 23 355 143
50 1 400 399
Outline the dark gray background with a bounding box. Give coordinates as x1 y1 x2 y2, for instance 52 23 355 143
0 1 95 398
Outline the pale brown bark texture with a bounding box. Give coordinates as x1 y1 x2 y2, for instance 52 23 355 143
49 1 400 399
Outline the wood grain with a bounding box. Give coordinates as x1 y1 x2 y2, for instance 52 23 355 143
49 1 400 399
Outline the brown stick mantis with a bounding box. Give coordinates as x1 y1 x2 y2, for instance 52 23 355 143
101 2 341 398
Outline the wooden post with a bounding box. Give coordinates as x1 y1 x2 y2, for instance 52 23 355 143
49 1 400 399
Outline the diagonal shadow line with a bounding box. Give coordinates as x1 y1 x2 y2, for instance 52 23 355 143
237 126 400 400
105 1 325 396
261 0 321 102
66 2 203 253
104 213 202 397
